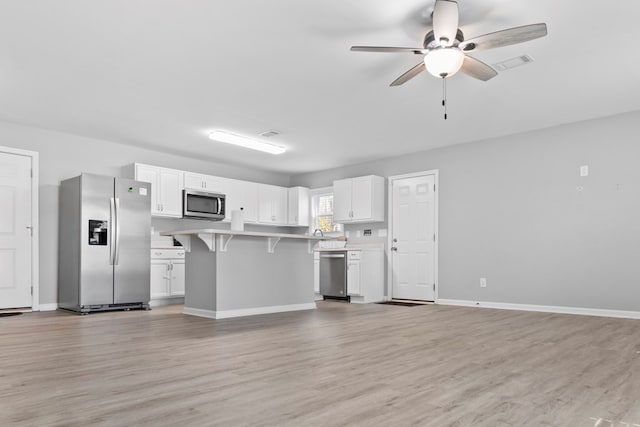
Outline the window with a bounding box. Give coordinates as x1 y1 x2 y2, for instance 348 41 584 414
310 188 342 234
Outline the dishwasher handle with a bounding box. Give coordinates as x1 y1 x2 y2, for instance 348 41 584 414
320 253 346 259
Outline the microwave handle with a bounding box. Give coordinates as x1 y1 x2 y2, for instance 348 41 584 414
218 198 222 215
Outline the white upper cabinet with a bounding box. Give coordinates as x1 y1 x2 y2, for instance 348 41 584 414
258 184 288 225
287 187 309 227
183 172 228 194
333 175 385 223
332 179 352 222
225 179 259 224
183 173 207 191
133 164 183 218
128 163 305 226
184 173 260 223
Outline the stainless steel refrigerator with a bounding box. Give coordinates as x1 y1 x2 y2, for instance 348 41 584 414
58 173 151 314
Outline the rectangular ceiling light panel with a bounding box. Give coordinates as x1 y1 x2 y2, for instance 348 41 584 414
208 130 286 155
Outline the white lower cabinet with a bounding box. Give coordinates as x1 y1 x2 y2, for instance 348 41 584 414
346 249 384 303
313 252 320 295
346 252 361 296
150 249 185 301
313 248 384 303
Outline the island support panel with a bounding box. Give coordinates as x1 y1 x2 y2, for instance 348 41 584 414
182 234 316 319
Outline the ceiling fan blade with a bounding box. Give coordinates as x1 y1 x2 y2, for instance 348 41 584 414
432 0 459 47
460 55 498 81
390 62 426 86
351 46 427 54
459 23 548 52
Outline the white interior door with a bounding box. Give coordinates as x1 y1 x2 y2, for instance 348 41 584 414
0 152 33 309
391 174 436 301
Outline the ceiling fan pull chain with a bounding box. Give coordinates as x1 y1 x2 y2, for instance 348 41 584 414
442 77 448 120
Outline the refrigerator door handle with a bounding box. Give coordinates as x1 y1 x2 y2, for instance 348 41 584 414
109 197 116 265
114 198 121 265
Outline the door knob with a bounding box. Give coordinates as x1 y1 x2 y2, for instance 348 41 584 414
391 246 398 251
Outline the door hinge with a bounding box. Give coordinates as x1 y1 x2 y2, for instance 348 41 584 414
31 286 33 295
433 283 435 292
433 184 436 192
30 169 33 178
433 233 435 242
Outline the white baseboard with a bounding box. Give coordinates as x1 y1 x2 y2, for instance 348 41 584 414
436 299 640 320
183 307 217 319
184 303 316 319
36 303 58 312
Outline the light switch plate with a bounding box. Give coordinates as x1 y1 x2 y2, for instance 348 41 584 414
580 165 589 177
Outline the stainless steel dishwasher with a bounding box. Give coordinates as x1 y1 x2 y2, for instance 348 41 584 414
319 251 348 300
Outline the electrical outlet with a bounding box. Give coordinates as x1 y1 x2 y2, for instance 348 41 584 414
580 165 589 177
363 229 372 237
480 278 487 288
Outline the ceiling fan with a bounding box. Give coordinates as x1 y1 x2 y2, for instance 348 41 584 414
351 0 548 86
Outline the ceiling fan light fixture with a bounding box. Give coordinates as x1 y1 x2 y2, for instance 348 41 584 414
424 48 465 78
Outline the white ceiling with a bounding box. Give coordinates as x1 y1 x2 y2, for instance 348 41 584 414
1 1 639 174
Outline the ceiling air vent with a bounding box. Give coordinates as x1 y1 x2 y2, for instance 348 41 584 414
492 55 534 72
259 130 280 138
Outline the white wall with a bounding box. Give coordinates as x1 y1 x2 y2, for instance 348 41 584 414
0 120 290 306
291 110 640 312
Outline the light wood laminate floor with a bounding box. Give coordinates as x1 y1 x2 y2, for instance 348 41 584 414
1 302 639 426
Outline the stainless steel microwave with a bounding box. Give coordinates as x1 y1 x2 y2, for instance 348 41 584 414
183 189 226 220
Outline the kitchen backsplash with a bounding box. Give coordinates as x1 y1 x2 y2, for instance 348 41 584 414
343 224 388 246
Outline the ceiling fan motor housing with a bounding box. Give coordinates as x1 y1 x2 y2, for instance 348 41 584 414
423 29 464 49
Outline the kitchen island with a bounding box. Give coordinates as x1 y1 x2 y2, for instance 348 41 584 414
159 229 326 319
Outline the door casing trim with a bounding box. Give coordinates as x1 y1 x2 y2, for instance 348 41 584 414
386 170 439 302
0 146 39 310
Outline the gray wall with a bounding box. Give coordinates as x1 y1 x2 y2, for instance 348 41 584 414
291 111 640 312
0 120 291 306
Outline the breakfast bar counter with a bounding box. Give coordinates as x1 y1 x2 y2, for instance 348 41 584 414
160 229 325 319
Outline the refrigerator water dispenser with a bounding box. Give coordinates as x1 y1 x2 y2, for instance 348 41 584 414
88 220 108 245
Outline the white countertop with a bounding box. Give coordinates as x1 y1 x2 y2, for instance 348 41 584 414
159 228 327 240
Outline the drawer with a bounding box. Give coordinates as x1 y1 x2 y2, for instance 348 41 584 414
347 251 361 260
151 249 185 259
